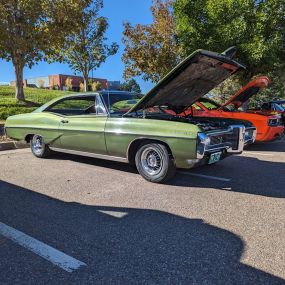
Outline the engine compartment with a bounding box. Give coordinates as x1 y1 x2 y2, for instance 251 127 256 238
141 113 252 131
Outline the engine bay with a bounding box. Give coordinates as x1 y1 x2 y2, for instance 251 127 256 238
141 113 252 131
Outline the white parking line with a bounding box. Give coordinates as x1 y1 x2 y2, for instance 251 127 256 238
243 151 272 156
0 222 86 272
178 171 231 182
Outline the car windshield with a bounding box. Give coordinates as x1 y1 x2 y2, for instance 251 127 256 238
198 98 221 110
101 92 143 115
279 103 285 109
273 103 285 111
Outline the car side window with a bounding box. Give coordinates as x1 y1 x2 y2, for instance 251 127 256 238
46 96 96 116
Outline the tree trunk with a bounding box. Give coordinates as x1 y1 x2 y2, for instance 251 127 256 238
83 74 88 92
14 61 25 101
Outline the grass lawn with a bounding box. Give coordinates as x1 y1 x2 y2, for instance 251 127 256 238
0 86 72 120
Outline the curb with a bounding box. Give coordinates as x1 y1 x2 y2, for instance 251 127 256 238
0 141 29 151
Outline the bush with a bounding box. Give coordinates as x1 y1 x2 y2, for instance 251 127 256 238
0 86 71 120
79 82 85 92
65 77 73 91
91 81 102 91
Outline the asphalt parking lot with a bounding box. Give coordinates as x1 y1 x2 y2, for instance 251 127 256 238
0 140 284 284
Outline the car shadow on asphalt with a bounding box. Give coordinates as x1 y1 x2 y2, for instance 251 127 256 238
246 139 285 152
0 180 284 284
52 152 285 199
171 154 285 198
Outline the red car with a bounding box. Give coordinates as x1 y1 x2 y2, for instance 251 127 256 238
249 100 285 124
188 77 284 142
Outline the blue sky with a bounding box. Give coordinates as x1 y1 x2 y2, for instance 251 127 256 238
0 0 154 93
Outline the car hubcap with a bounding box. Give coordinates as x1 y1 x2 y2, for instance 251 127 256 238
32 135 44 155
141 147 163 176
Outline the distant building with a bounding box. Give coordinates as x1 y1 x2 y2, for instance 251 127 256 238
107 81 121 90
10 74 108 91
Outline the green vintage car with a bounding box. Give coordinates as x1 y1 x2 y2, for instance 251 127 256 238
5 48 256 183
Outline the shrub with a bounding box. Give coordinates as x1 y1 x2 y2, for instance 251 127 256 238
91 81 102 91
65 77 73 91
79 82 85 92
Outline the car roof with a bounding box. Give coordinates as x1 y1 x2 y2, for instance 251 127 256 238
33 90 141 113
269 100 285 104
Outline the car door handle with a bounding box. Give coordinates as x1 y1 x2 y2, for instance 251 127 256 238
61 119 69 124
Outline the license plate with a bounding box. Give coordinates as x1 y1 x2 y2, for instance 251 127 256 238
208 152 222 164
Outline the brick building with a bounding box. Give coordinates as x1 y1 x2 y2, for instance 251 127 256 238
11 74 108 91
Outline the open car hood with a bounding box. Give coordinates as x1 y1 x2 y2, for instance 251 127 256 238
126 48 245 114
220 76 270 109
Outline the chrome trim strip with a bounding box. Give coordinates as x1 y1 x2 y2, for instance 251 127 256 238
105 131 195 140
5 126 59 130
49 147 128 163
6 126 104 134
58 129 104 134
6 126 194 139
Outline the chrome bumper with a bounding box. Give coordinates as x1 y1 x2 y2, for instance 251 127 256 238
196 125 246 159
244 127 257 146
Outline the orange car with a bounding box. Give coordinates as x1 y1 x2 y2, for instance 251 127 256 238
187 77 284 142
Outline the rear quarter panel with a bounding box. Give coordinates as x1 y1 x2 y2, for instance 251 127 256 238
5 112 61 146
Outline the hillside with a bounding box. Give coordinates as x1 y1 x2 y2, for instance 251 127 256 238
0 86 71 120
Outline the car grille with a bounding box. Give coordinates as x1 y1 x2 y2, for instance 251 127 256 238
208 128 240 150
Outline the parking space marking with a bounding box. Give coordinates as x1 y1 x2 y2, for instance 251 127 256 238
178 171 231 182
243 151 273 156
0 222 86 272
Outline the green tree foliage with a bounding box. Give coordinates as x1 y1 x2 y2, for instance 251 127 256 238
173 0 285 91
0 0 90 101
58 0 118 92
120 79 142 93
122 0 181 83
209 76 242 104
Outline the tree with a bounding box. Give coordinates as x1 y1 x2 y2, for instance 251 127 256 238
120 79 141 93
209 76 242 104
0 0 90 101
91 81 103 91
173 0 285 84
122 0 181 83
59 0 118 92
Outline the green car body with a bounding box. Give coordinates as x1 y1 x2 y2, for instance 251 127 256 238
5 95 200 168
5 48 255 182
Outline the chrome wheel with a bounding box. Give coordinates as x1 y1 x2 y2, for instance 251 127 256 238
135 143 176 183
140 147 163 176
31 135 44 156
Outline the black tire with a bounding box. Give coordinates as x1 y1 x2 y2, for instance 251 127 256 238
30 134 51 158
135 143 176 183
